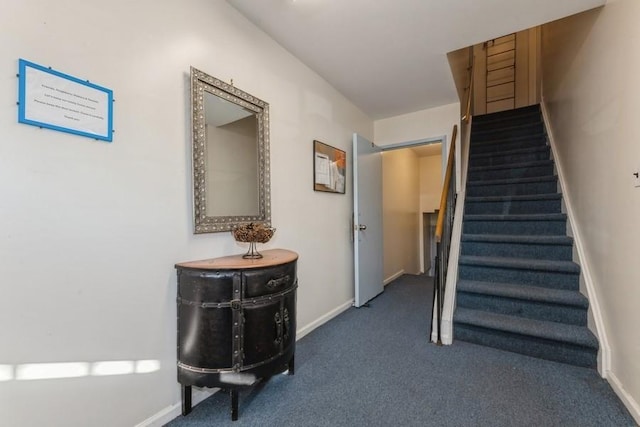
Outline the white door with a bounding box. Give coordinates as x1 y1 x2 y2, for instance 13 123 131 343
353 133 384 307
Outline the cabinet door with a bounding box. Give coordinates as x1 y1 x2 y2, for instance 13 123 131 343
177 269 235 369
178 305 233 369
242 302 281 366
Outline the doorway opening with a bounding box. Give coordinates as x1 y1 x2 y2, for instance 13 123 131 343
381 137 444 284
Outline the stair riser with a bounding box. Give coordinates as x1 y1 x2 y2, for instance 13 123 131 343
465 198 561 215
471 139 546 155
471 123 544 144
467 180 557 197
462 241 573 261
468 164 554 181
471 120 544 137
474 106 541 123
453 324 597 368
463 219 566 235
472 114 544 131
459 264 579 290
474 105 540 122
470 149 550 167
457 292 588 326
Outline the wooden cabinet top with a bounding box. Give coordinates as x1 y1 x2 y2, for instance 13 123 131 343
175 249 298 270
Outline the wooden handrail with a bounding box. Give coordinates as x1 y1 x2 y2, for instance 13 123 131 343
435 124 457 243
461 55 475 123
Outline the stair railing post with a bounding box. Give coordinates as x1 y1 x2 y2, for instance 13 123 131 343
436 243 443 345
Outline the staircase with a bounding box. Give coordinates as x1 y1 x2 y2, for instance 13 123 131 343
453 105 599 368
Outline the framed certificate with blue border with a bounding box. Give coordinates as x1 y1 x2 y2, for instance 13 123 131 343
18 59 114 142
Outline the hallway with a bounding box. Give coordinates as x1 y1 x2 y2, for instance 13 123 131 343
168 275 634 426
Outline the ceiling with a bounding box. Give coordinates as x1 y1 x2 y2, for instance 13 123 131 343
228 0 605 120
412 142 442 158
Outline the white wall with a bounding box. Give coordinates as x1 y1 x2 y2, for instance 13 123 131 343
541 0 640 421
375 102 460 149
420 154 443 213
0 1 372 425
375 102 461 190
382 149 420 280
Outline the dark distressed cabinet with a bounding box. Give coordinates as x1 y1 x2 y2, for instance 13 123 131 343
175 249 298 421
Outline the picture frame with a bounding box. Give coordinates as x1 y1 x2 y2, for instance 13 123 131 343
18 59 114 142
313 140 346 194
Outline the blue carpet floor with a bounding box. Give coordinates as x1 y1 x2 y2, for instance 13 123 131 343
166 274 635 426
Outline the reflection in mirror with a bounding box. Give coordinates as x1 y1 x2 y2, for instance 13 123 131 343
191 67 270 233
204 93 258 216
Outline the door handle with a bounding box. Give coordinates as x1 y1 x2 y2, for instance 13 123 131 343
274 312 282 345
358 224 367 231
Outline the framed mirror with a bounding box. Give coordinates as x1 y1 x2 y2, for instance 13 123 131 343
191 67 271 233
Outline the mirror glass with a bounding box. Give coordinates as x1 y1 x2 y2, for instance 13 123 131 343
191 67 271 233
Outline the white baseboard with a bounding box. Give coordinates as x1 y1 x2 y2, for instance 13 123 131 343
296 299 354 340
608 371 640 425
384 269 405 286
135 388 217 427
540 100 611 376
139 298 355 426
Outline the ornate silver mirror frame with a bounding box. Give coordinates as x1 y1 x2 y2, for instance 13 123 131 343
191 67 271 233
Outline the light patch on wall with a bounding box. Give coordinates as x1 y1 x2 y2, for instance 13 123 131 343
91 361 135 376
0 364 14 382
4 359 161 381
135 359 161 374
16 362 90 381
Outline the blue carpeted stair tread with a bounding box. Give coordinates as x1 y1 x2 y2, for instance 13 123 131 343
462 233 573 246
470 141 548 157
459 255 580 274
467 175 557 187
472 115 542 130
462 234 573 245
457 279 588 308
469 159 553 173
470 133 546 147
470 145 549 160
472 121 544 135
468 163 555 182
454 307 598 349
474 107 540 119
464 194 563 215
466 193 562 203
464 213 566 221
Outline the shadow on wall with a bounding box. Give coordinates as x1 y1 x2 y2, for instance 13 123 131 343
541 7 602 97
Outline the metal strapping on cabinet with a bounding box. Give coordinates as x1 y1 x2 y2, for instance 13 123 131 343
177 282 298 308
178 349 291 375
232 273 243 371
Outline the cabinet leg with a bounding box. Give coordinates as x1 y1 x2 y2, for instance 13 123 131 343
288 355 295 375
230 389 239 421
181 385 192 416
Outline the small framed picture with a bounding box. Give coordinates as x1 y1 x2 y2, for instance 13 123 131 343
313 140 346 194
